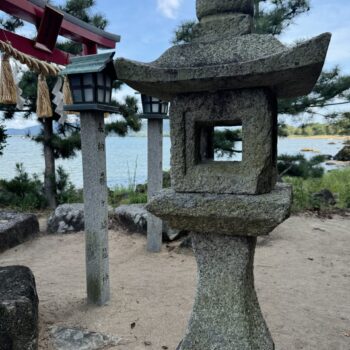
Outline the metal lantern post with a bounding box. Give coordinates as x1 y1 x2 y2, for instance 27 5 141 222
140 95 169 252
61 52 119 306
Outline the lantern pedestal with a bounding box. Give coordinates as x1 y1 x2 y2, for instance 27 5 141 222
179 233 274 350
147 186 292 350
80 111 110 305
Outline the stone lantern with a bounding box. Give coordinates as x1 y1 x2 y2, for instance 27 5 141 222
116 0 331 348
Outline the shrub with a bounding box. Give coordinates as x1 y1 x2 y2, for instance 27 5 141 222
0 163 47 210
284 168 350 212
56 166 83 204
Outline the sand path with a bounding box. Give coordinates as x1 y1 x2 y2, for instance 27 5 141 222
0 215 349 350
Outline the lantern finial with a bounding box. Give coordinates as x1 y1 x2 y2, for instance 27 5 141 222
196 0 254 20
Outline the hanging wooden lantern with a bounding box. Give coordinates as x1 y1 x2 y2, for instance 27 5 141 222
60 52 118 113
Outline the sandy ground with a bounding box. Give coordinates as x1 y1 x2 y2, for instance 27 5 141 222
0 215 349 350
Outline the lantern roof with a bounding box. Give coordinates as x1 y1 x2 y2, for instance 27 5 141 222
60 52 116 78
115 0 331 101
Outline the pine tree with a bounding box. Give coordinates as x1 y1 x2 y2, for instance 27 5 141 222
172 0 350 154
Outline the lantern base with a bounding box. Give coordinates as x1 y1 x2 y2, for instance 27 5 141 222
64 103 119 113
178 233 274 350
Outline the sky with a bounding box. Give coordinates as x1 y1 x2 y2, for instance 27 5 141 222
2 0 350 128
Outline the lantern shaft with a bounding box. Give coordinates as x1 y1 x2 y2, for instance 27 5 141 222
80 111 110 305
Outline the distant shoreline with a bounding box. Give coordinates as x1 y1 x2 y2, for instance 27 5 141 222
287 135 350 140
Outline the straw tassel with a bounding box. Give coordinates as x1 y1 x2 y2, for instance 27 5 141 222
0 54 17 105
36 74 53 118
63 75 73 105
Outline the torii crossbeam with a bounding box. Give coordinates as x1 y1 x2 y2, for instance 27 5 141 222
0 0 120 64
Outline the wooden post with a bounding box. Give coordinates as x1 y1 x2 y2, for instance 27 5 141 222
80 111 110 305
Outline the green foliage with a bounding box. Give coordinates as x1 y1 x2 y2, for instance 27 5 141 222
214 128 242 158
285 168 350 212
106 96 141 136
278 153 326 179
60 0 108 29
0 15 24 32
0 164 47 210
278 119 350 137
254 0 310 35
171 20 197 44
0 164 82 210
56 166 83 204
108 186 147 207
33 130 82 159
0 125 7 156
279 68 350 119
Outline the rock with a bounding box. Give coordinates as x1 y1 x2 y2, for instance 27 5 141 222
49 326 121 350
114 204 148 233
147 183 292 237
334 145 350 161
312 189 336 206
114 204 185 242
48 204 85 234
47 204 113 234
179 236 192 249
0 266 39 350
0 211 39 253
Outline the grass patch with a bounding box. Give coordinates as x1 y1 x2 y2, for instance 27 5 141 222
108 186 147 207
284 167 350 212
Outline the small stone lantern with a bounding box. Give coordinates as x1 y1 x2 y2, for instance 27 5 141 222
116 0 331 348
139 95 170 252
60 52 119 306
61 51 118 113
141 94 169 117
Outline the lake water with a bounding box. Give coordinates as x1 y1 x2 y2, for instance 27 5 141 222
0 136 346 188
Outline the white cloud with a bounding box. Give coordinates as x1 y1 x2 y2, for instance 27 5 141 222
157 0 182 19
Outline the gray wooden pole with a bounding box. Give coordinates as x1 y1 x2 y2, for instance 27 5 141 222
80 111 110 305
147 118 163 252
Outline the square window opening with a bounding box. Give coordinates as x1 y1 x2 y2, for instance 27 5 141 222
195 120 243 163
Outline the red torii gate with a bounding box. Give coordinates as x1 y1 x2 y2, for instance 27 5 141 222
0 0 121 306
0 0 120 64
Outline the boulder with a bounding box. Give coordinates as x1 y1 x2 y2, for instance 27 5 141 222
48 204 85 234
0 212 39 253
114 204 185 242
312 189 336 207
0 266 39 350
47 204 113 234
114 204 148 233
334 145 350 161
49 326 121 350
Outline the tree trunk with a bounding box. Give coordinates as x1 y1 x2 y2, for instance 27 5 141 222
43 118 57 209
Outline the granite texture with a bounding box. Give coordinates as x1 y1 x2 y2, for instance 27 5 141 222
114 204 184 242
196 0 254 19
116 0 330 100
146 183 292 236
0 212 39 253
49 326 121 350
0 266 39 350
116 32 330 101
80 111 110 306
170 89 278 194
179 233 274 350
147 118 164 252
47 204 85 234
